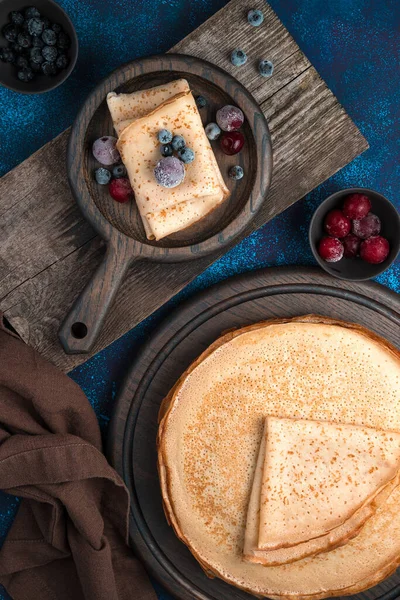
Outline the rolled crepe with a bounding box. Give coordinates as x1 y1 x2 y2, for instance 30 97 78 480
116 90 229 240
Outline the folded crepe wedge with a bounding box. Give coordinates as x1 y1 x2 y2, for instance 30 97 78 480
107 79 190 136
243 417 400 566
113 86 229 240
158 315 400 600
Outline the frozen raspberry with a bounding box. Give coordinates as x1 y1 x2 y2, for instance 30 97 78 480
220 131 245 155
318 237 344 262
352 213 381 239
92 136 120 166
360 236 390 264
342 234 360 258
343 193 371 220
216 105 244 131
324 209 351 238
109 178 133 203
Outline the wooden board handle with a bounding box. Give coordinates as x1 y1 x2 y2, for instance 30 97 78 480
58 242 132 354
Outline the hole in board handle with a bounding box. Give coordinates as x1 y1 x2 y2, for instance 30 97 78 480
71 322 88 339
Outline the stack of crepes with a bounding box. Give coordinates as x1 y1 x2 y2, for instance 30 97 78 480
106 79 229 241
158 315 400 600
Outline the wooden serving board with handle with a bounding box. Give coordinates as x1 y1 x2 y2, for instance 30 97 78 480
0 0 368 372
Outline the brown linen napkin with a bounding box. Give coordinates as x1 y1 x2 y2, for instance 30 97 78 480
0 317 156 600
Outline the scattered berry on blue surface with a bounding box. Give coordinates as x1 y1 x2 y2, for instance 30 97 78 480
158 129 173 144
56 53 69 70
2 24 18 42
28 17 44 36
195 95 207 109
16 55 29 69
17 32 32 49
17 67 34 82
30 47 44 64
205 122 221 140
231 48 247 67
154 156 185 188
229 165 244 180
247 9 264 26
42 45 57 62
42 28 56 46
41 61 57 76
95 168 112 185
92 136 120 165
178 147 195 163
161 143 173 157
259 59 274 77
112 164 127 179
57 32 70 49
24 7 41 19
171 135 186 151
10 11 25 26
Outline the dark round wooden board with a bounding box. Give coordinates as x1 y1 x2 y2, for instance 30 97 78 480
60 53 272 355
107 266 400 600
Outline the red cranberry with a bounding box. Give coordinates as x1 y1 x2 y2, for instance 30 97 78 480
109 177 133 203
343 193 371 220
220 131 245 155
342 234 360 258
352 213 381 239
360 236 390 264
318 237 344 262
324 209 351 238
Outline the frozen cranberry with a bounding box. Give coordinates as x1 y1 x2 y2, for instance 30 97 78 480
342 234 360 258
220 131 245 155
360 236 390 264
342 193 371 220
352 213 381 239
109 178 133 203
216 105 244 131
324 209 351 238
318 237 344 262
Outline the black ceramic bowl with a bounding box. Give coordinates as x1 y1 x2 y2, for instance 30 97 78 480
0 0 78 93
309 188 400 281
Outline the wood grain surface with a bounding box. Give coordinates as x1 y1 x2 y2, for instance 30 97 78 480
0 0 368 371
107 266 400 600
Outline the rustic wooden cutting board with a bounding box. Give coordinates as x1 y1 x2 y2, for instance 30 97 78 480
0 0 368 372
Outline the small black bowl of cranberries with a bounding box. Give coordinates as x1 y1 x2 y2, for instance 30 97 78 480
0 0 78 93
309 188 400 281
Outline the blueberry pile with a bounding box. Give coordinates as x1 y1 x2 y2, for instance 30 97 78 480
0 6 71 82
156 129 195 166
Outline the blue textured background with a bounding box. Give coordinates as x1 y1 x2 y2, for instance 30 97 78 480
0 1 399 599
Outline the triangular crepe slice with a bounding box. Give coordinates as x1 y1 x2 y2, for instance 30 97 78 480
258 416 400 551
107 79 190 136
243 419 400 566
117 90 229 240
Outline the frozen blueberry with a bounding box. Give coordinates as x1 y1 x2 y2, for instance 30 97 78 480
95 168 112 185
154 156 185 188
42 45 57 62
42 28 56 46
231 48 247 67
161 144 173 157
17 32 32 49
41 61 57 75
229 165 244 180
158 129 173 144
32 35 44 48
56 53 69 70
247 9 264 26
195 95 207 109
41 18 50 30
112 164 127 179
205 122 221 141
28 17 44 36
30 47 44 64
16 55 29 69
17 67 34 82
1 48 16 63
259 59 274 77
24 7 41 19
2 24 19 43
57 31 70 49
30 61 42 72
10 11 25 26
10 42 23 54
171 135 185 151
178 147 195 164
52 23 62 34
